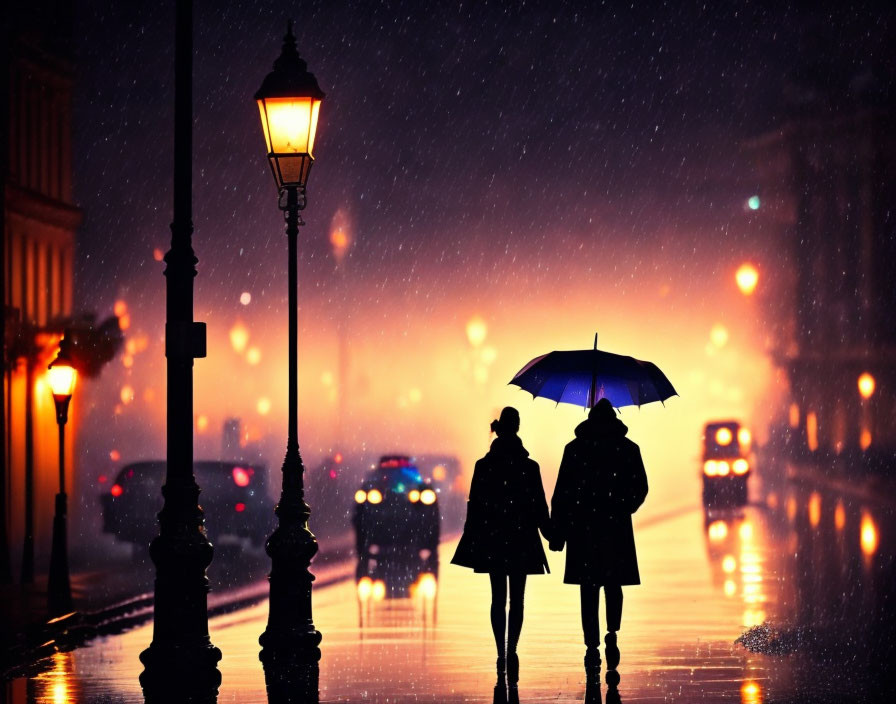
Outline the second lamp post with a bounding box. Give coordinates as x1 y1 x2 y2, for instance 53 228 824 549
255 21 325 673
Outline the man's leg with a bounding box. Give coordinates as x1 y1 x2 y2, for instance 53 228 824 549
604 585 623 670
489 573 508 665
580 584 601 677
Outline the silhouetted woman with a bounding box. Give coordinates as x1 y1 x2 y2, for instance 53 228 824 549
452 407 551 699
550 398 648 681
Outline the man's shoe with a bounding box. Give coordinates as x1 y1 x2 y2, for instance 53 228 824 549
605 632 620 671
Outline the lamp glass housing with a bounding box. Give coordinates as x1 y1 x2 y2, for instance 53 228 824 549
257 96 321 189
47 364 77 399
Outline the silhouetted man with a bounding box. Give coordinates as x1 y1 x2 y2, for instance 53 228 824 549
549 398 648 680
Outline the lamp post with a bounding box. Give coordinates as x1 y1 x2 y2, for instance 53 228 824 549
139 1 220 699
255 21 325 679
46 338 76 616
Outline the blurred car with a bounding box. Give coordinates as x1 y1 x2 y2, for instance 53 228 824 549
353 455 439 597
100 460 271 548
702 421 753 506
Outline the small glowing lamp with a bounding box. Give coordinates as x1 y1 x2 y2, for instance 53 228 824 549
48 343 77 424
255 21 325 192
736 263 759 295
857 372 875 399
715 427 733 446
420 489 437 505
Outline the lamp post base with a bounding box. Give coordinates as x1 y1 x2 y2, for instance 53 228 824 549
259 445 322 667
140 529 222 703
47 492 72 616
139 638 222 704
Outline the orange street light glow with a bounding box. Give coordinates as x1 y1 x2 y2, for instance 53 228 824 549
466 315 488 347
861 513 879 557
736 263 759 295
858 372 875 399
715 427 733 445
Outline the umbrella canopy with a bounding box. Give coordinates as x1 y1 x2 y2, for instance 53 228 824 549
510 335 677 409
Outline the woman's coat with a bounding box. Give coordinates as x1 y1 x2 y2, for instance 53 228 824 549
452 434 551 575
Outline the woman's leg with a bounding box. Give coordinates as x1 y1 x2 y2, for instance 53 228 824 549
489 572 508 661
507 574 527 653
579 584 601 649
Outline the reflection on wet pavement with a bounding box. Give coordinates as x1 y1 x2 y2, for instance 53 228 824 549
4 493 894 703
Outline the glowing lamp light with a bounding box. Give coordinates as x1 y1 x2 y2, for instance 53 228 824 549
716 460 731 477
860 513 879 557
110 484 123 497
747 195 761 211
808 492 822 528
715 427 733 446
466 315 488 348
354 490 367 504
735 263 759 296
737 427 752 448
732 459 750 475
408 489 421 503
371 579 386 601
741 679 762 704
857 372 875 399
47 363 77 400
420 489 437 505
722 555 737 573
367 489 383 504
255 22 325 191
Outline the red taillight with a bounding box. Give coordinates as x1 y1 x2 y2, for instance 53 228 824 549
235 502 246 512
98 474 108 484
110 484 123 497
328 469 338 479
232 467 251 487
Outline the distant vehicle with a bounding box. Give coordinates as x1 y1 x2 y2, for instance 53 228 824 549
353 455 439 597
100 460 272 548
702 421 752 506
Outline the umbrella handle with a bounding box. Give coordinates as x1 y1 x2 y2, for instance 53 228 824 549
588 333 598 408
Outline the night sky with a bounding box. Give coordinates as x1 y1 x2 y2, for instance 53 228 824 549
68 1 893 500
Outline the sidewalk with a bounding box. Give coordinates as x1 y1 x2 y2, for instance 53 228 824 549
1 531 355 679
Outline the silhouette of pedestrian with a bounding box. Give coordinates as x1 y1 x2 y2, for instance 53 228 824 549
549 398 648 682
452 407 551 702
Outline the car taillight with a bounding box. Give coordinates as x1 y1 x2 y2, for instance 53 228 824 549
733 459 749 475
235 502 246 512
232 466 251 487
110 483 123 497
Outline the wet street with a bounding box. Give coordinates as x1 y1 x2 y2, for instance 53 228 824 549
6 478 893 704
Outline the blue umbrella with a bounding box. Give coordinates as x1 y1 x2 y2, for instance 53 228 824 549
509 334 677 409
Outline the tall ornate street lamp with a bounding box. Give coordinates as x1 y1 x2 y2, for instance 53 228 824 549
140 1 220 700
46 338 76 616
255 20 325 681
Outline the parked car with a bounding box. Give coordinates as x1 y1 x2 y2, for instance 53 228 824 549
100 460 272 548
702 421 753 507
352 455 439 597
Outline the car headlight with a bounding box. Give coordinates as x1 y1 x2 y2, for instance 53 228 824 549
716 460 731 476
703 460 718 477
367 489 383 504
408 489 421 503
733 459 749 475
420 489 437 505
354 490 367 504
